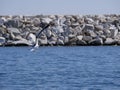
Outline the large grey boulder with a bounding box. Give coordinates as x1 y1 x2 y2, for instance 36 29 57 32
41 18 52 24
0 37 5 46
95 25 104 31
32 18 40 26
82 36 92 42
0 17 6 25
111 29 118 38
57 26 64 33
52 26 64 34
71 22 79 27
77 35 83 41
85 17 94 24
68 37 77 45
10 33 23 41
89 30 97 38
4 19 22 28
7 28 20 34
104 38 117 45
68 34 76 39
12 39 30 46
89 38 103 45
14 35 24 40
26 33 36 45
48 36 57 45
64 36 69 44
46 30 52 38
109 25 118 38
103 29 111 38
48 40 56 45
76 40 87 45
83 24 94 30
84 30 97 38
39 39 47 45
39 35 48 45
58 36 64 41
57 39 64 45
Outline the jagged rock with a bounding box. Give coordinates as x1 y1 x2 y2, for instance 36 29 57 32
111 29 118 38
80 24 86 30
117 40 120 45
64 36 69 43
39 38 47 45
38 34 48 45
64 19 71 26
53 26 64 33
26 33 36 45
0 27 6 35
77 35 83 40
71 22 79 27
49 15 56 19
50 36 57 41
68 34 77 45
12 39 30 46
59 16 66 26
84 30 97 38
109 25 118 38
46 30 52 38
0 15 120 46
104 38 116 45
32 18 40 26
68 37 77 45
82 36 92 42
114 32 120 40
103 29 111 38
68 34 76 39
89 38 103 45
0 37 5 45
48 40 56 45
57 39 64 45
7 28 20 34
48 36 57 45
10 33 24 41
99 15 106 23
58 36 64 41
95 25 104 31
89 30 97 38
100 35 106 42
41 18 52 24
83 24 94 30
109 25 116 30
14 35 23 40
0 17 6 25
85 18 94 24
76 40 87 45
4 19 22 28
96 31 104 36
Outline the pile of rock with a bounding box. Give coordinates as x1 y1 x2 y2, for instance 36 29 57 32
0 14 120 46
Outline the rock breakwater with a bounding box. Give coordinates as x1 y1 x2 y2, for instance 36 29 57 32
0 15 120 46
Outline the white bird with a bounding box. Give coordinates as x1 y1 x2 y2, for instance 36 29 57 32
30 22 53 51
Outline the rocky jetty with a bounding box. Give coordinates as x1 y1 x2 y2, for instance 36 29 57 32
0 14 120 46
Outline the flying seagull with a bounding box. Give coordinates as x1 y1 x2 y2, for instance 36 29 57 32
30 22 54 51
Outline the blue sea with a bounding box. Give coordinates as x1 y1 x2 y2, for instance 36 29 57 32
0 46 120 90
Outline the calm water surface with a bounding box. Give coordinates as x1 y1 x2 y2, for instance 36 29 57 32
0 46 120 90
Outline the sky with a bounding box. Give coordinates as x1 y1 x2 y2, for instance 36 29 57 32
0 0 120 15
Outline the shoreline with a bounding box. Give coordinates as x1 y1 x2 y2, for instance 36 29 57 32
0 14 120 46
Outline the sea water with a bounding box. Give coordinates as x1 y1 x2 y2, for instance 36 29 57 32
0 46 120 90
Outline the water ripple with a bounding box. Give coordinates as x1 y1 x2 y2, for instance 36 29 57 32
0 46 120 90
